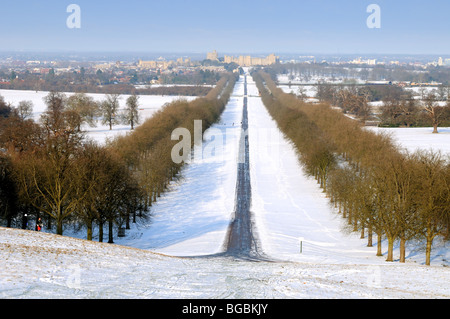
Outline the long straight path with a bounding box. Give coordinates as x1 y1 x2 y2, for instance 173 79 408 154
118 76 244 256
224 76 260 258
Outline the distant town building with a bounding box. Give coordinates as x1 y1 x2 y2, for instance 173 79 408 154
95 63 114 70
138 57 191 70
206 50 218 61
223 53 279 66
350 57 376 65
138 60 157 69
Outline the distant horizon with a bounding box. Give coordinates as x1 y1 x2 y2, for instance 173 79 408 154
1 50 448 55
0 50 448 58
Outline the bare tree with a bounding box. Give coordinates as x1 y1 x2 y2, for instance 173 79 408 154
16 101 33 120
66 93 99 131
423 93 447 133
16 92 86 235
101 94 120 130
413 150 449 265
122 94 140 130
0 155 18 227
296 86 308 102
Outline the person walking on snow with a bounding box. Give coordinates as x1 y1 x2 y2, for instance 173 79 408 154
36 217 43 231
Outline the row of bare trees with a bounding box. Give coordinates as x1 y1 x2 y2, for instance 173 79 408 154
110 73 238 211
254 71 449 265
0 92 146 242
1 90 142 132
0 73 237 242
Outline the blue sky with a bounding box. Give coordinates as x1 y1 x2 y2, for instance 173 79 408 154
0 0 449 54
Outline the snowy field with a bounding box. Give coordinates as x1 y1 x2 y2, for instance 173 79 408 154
0 76 449 299
367 126 450 155
277 73 365 85
279 84 319 103
0 89 196 144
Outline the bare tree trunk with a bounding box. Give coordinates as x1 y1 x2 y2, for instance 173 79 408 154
425 236 433 266
47 215 52 230
432 123 438 134
56 219 63 236
7 215 12 228
108 219 114 243
367 226 373 247
377 233 383 256
342 202 346 218
347 206 352 225
126 212 130 230
87 219 93 241
98 222 103 242
386 236 394 262
399 237 406 263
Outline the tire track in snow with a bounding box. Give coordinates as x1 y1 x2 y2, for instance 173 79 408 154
222 75 268 261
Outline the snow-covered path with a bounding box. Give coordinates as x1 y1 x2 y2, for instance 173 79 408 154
117 72 449 266
247 76 382 264
115 77 244 255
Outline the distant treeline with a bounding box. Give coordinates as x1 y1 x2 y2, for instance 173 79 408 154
312 82 450 129
253 70 449 266
269 62 450 84
0 67 223 96
136 85 212 96
0 73 237 242
0 81 212 96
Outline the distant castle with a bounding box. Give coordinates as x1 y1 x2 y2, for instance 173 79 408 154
138 57 191 70
206 50 219 61
206 50 279 67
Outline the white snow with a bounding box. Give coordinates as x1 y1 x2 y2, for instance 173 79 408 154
1 226 448 299
279 84 320 103
0 76 449 299
366 126 450 155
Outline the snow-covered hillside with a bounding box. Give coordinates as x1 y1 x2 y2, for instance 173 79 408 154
1 225 449 298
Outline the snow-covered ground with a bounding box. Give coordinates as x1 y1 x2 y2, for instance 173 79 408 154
0 76 449 299
1 226 448 299
277 73 365 85
279 84 319 103
0 89 196 144
367 126 450 155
